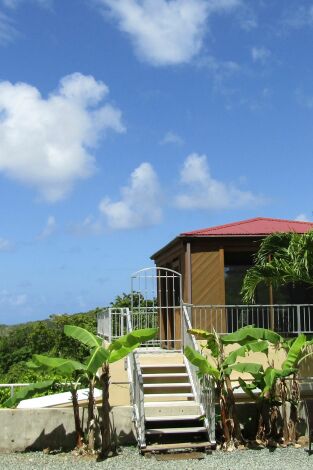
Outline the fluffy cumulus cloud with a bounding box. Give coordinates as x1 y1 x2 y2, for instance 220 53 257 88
175 153 263 210
0 73 125 201
100 0 241 66
99 162 162 229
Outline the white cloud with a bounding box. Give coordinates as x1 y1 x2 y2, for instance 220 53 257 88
282 4 313 30
0 73 125 202
0 10 17 44
2 0 52 8
99 0 241 66
0 289 27 306
0 237 14 251
175 153 263 210
37 215 56 239
160 131 184 146
295 213 311 222
68 215 102 236
251 46 271 64
99 162 162 229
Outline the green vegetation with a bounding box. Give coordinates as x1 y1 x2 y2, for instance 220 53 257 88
0 308 99 404
241 230 313 303
4 324 157 458
186 325 313 449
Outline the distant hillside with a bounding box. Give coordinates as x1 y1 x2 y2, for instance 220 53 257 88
0 308 101 389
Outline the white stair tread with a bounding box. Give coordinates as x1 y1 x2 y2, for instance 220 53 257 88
146 426 207 435
144 383 191 388
146 415 203 422
141 364 186 368
142 441 211 452
143 373 188 378
145 393 194 398
144 401 197 407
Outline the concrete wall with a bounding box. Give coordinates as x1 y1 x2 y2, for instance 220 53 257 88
0 406 135 453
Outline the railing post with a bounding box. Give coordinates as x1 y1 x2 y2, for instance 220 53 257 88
297 304 302 334
109 308 112 343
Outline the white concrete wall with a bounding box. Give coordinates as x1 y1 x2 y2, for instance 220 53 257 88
0 406 135 453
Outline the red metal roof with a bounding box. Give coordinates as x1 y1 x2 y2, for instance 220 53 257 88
181 217 313 237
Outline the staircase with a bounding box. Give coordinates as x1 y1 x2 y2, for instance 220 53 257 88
135 353 212 453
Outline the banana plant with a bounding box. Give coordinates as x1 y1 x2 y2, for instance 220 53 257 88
62 324 158 458
27 354 91 449
233 333 313 444
8 325 157 455
185 325 283 448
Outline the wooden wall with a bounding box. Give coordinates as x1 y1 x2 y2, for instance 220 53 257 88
191 248 225 305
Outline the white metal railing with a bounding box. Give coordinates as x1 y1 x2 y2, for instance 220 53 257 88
189 304 313 335
128 351 146 448
125 308 146 448
182 305 215 443
0 383 30 398
97 308 129 341
97 306 182 349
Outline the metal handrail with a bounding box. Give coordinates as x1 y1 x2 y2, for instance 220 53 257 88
189 304 313 335
182 304 215 443
125 308 146 449
97 307 129 341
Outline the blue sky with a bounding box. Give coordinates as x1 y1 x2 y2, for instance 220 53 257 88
0 0 313 324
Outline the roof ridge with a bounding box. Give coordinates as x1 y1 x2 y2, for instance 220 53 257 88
182 217 261 235
181 216 313 236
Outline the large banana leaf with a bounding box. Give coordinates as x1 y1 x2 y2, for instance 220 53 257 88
184 346 219 380
64 325 102 349
108 328 158 363
108 328 158 351
85 347 110 374
247 340 269 354
221 326 282 345
282 334 307 370
31 354 86 376
3 380 56 408
187 329 219 358
187 329 215 340
222 345 247 367
238 377 258 400
228 362 263 376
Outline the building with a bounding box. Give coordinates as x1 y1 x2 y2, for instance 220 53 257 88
151 217 313 335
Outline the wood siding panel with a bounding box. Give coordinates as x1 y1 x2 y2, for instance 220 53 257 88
191 250 225 304
191 249 226 332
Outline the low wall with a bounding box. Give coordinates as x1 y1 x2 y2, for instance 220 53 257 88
0 406 136 453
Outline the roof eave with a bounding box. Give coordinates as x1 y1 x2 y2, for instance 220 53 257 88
150 236 181 260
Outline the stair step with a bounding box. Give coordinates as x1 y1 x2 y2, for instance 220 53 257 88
146 415 203 422
142 373 188 378
141 364 185 367
146 426 207 435
144 401 198 407
144 393 194 399
142 441 211 452
144 383 191 389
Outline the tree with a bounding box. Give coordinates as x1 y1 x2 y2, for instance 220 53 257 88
241 231 313 303
185 326 281 449
5 324 158 457
65 325 158 458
